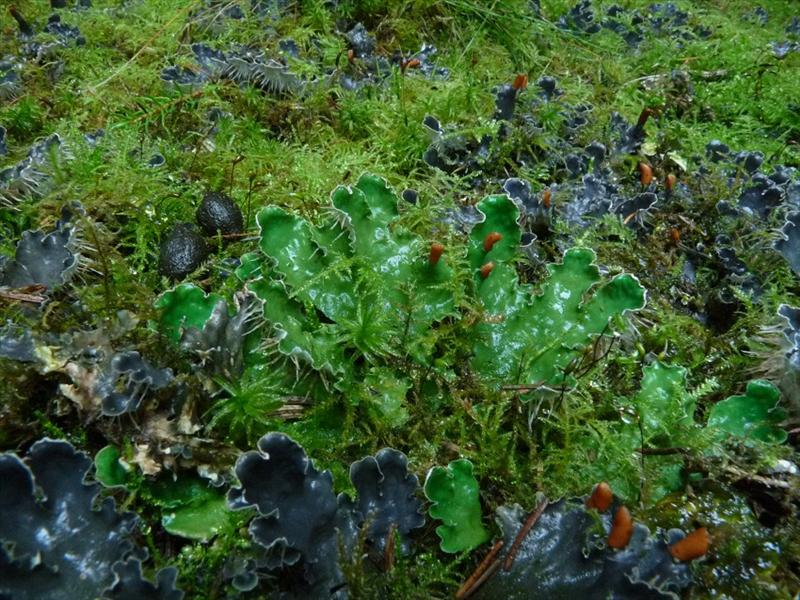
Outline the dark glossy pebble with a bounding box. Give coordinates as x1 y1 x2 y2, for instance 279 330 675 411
159 223 209 279
196 191 244 236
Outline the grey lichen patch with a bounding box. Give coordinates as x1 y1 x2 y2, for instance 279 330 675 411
0 216 79 290
473 498 692 600
229 433 425 598
0 438 183 600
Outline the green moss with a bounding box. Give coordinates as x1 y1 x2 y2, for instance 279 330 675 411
1 0 799 596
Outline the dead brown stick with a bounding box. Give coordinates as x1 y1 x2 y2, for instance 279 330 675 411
0 289 47 304
637 447 687 456
501 381 546 392
221 231 258 239
503 499 548 571
623 211 638 225
130 89 204 125
455 540 504 600
383 523 397 571
459 559 502 600
679 453 794 491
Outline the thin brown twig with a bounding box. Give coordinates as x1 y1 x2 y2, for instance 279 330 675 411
504 499 548 571
383 523 397 572
501 381 546 391
455 540 505 600
130 89 205 125
501 328 614 396
648 451 796 492
221 231 258 239
89 2 199 93
459 559 502 600
0 290 47 304
706 461 793 490
573 323 614 380
637 447 687 456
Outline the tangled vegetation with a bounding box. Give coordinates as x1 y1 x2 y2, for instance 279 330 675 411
1 0 799 598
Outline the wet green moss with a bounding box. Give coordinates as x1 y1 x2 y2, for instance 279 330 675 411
1 0 799 597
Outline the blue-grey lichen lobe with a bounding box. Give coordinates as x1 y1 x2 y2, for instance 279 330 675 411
0 439 184 599
227 433 428 598
196 191 244 236
100 351 173 416
0 323 36 362
473 499 691 600
349 448 425 557
158 223 209 279
0 439 137 598
0 223 77 289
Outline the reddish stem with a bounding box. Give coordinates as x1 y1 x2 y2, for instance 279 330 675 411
503 499 547 571
455 540 505 600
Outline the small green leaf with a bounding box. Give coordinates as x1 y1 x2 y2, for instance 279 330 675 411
257 205 355 322
234 252 264 281
424 459 489 553
249 277 344 372
707 380 787 444
358 367 410 428
635 361 692 436
155 283 224 342
574 362 695 504
161 495 229 541
94 445 128 488
648 462 685 504
147 475 230 541
666 151 688 172
641 140 658 156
